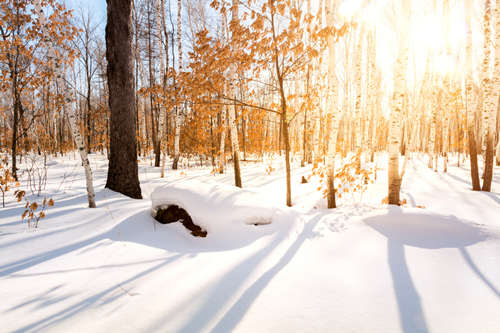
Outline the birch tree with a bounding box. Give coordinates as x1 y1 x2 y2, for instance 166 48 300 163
388 0 410 205
34 0 96 208
326 0 340 208
228 0 242 187
172 0 182 170
481 0 500 191
466 0 481 190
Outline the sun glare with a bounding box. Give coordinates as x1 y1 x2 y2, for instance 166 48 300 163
335 0 471 83
337 0 364 21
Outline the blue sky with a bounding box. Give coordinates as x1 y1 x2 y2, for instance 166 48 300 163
65 0 106 20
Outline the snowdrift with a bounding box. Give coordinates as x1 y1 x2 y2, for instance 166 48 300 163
151 180 283 235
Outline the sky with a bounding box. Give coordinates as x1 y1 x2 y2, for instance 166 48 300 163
65 0 106 21
61 0 485 93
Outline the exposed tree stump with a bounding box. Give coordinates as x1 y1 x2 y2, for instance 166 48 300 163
154 205 207 237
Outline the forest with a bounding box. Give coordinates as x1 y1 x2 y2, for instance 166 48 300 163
0 0 499 332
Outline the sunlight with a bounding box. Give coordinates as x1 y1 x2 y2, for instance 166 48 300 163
337 0 364 21
2 1 500 331
337 0 470 82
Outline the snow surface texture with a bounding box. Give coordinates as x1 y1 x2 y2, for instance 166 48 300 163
151 180 280 232
1 153 499 333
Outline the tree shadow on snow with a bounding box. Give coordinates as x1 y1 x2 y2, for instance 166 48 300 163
365 207 499 333
107 207 286 253
142 211 323 333
0 206 284 280
12 254 183 333
206 212 324 333
479 191 500 206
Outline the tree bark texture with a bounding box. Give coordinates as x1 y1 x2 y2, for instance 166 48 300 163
105 0 142 199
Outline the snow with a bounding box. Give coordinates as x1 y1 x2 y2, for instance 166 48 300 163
151 180 282 233
1 153 500 333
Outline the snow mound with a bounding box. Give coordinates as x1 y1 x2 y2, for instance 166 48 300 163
151 180 282 234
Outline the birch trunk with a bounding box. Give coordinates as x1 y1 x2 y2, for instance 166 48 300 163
354 29 364 160
466 0 481 190
368 31 378 162
427 72 437 169
172 0 182 170
388 1 410 205
228 0 242 187
495 138 500 165
443 91 450 173
326 0 339 208
481 0 500 190
155 0 167 172
35 1 96 208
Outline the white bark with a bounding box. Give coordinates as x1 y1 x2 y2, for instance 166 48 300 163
228 0 242 187
368 29 378 160
326 0 340 208
157 0 168 177
466 0 478 144
218 108 227 172
228 102 240 155
172 0 182 169
429 87 437 171
443 89 450 172
494 0 500 165
35 1 96 208
355 29 366 153
496 139 500 164
156 0 166 147
482 0 497 152
388 0 410 205
365 30 374 153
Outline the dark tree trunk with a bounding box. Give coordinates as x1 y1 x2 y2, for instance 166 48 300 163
242 114 246 160
86 78 92 153
210 116 215 167
105 0 142 199
270 7 291 206
481 132 494 192
281 110 292 207
468 128 481 191
11 95 19 181
146 4 160 167
302 107 307 167
326 115 336 209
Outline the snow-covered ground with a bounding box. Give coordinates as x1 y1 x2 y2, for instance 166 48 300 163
1 153 499 333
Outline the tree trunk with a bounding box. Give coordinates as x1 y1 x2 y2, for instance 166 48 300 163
227 0 242 188
210 116 216 167
105 0 142 199
86 77 92 153
66 103 97 208
268 4 291 206
388 1 410 205
159 0 170 177
495 139 500 165
35 0 97 207
465 0 481 191
482 135 494 191
146 3 160 167
282 110 292 207
482 0 500 190
468 127 482 190
218 109 226 173
172 0 182 170
301 90 308 167
11 90 19 181
326 0 339 208
229 101 242 187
